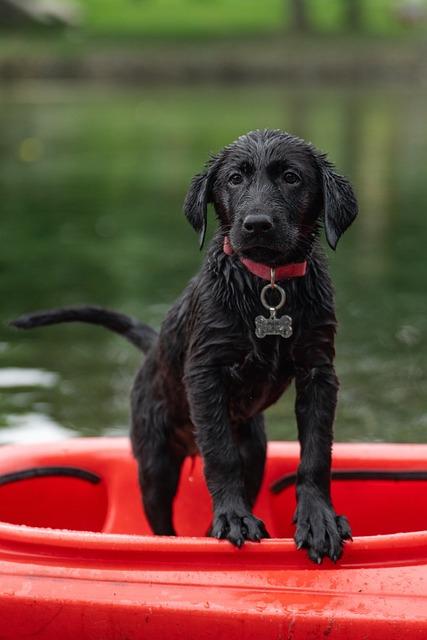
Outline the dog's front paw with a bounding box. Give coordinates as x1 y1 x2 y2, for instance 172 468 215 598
294 489 352 563
211 510 270 547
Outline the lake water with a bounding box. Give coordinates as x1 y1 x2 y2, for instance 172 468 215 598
0 82 426 444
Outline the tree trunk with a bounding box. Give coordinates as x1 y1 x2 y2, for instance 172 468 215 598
345 0 363 32
289 0 310 33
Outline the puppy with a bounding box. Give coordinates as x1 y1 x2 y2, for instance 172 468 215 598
12 129 357 562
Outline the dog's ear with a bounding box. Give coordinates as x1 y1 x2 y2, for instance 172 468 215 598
183 153 222 250
317 154 358 250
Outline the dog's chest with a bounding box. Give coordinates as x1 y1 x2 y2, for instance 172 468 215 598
226 337 294 420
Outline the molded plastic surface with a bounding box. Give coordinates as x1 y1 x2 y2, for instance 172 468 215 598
0 438 426 638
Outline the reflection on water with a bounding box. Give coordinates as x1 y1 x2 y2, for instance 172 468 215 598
0 83 426 443
0 413 73 445
0 368 58 388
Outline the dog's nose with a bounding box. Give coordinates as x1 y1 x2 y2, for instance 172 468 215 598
243 215 273 234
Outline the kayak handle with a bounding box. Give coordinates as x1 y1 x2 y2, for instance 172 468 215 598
0 466 101 487
270 469 427 495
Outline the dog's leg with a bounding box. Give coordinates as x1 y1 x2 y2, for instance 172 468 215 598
135 444 184 536
237 414 267 509
294 363 352 563
185 369 269 547
131 391 184 535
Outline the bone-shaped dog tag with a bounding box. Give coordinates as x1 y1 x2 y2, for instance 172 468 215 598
255 279 293 339
255 312 293 339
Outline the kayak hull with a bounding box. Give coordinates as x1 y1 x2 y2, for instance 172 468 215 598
0 438 426 639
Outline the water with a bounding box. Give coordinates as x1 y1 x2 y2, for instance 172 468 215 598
0 82 426 444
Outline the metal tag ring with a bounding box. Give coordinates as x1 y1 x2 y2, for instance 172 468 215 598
260 283 286 311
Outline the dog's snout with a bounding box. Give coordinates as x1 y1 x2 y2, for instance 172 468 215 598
242 215 273 234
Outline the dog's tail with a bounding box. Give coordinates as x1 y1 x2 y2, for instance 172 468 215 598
10 306 157 354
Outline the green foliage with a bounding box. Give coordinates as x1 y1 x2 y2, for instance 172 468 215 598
0 0 425 60
81 0 283 38
77 0 427 38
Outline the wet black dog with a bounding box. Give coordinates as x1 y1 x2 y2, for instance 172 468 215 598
12 129 357 562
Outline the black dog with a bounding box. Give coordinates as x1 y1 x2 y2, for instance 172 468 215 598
12 129 357 563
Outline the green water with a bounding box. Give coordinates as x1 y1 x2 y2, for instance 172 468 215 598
0 82 426 444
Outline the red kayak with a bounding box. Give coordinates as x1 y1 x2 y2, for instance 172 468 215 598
0 437 426 639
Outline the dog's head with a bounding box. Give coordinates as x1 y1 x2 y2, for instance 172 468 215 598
183 129 358 264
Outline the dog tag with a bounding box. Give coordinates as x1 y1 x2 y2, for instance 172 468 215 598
255 311 293 339
255 280 293 339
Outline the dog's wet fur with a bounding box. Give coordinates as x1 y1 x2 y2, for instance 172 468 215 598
12 129 358 562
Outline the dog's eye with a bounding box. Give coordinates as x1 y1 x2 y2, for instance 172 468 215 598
228 173 243 186
282 171 300 185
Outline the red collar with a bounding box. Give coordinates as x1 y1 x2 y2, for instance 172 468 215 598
223 236 307 281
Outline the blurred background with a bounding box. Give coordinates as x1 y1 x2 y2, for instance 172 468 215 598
0 0 426 445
